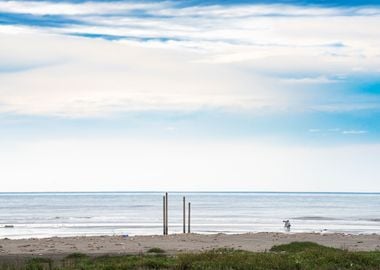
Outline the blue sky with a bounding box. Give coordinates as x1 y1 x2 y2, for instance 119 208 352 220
0 0 379 192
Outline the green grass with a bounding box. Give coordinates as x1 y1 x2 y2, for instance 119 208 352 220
1 242 380 270
270 241 337 253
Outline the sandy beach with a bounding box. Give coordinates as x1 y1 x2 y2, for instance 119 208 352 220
0 232 379 259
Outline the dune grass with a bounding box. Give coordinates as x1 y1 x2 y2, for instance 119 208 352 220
1 242 380 269
147 247 166 254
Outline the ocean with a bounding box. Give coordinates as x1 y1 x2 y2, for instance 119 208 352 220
0 192 379 239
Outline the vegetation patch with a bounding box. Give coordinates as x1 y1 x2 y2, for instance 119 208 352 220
147 247 166 254
2 242 380 269
64 253 88 260
270 241 337 252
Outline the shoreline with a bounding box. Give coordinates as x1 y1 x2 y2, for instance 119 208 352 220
1 232 380 258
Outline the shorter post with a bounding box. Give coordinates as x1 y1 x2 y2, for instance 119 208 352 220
165 192 168 235
187 202 191 233
183 196 186 233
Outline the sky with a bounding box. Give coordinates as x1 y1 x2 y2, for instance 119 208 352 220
0 0 379 192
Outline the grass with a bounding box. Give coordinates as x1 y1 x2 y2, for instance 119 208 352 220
147 247 166 254
1 242 380 269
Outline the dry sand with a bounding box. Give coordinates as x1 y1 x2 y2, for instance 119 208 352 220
0 233 379 259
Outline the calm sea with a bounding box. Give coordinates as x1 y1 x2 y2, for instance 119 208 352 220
0 192 379 239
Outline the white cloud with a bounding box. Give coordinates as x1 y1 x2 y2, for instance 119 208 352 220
328 128 341 132
0 2 380 116
0 32 289 116
282 76 339 84
342 130 368 135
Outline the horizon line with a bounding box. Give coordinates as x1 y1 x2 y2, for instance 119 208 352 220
0 191 379 194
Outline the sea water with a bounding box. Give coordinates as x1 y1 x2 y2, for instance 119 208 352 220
0 192 379 239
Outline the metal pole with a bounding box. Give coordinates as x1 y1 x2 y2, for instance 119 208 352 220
183 196 186 233
188 202 191 233
165 192 168 235
163 195 166 235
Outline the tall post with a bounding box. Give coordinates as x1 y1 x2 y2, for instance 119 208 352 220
188 202 191 233
165 192 168 235
183 196 186 233
163 195 166 235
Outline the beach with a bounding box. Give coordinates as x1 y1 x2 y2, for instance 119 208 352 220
1 232 379 258
1 192 380 260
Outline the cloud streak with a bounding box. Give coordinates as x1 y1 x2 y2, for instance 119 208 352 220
342 130 368 134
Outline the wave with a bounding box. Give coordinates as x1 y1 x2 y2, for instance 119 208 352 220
292 216 339 221
52 216 92 220
0 223 163 229
360 218 380 222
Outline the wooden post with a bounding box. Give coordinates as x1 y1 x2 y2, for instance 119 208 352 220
183 196 186 233
163 195 166 235
188 202 191 233
165 192 168 235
